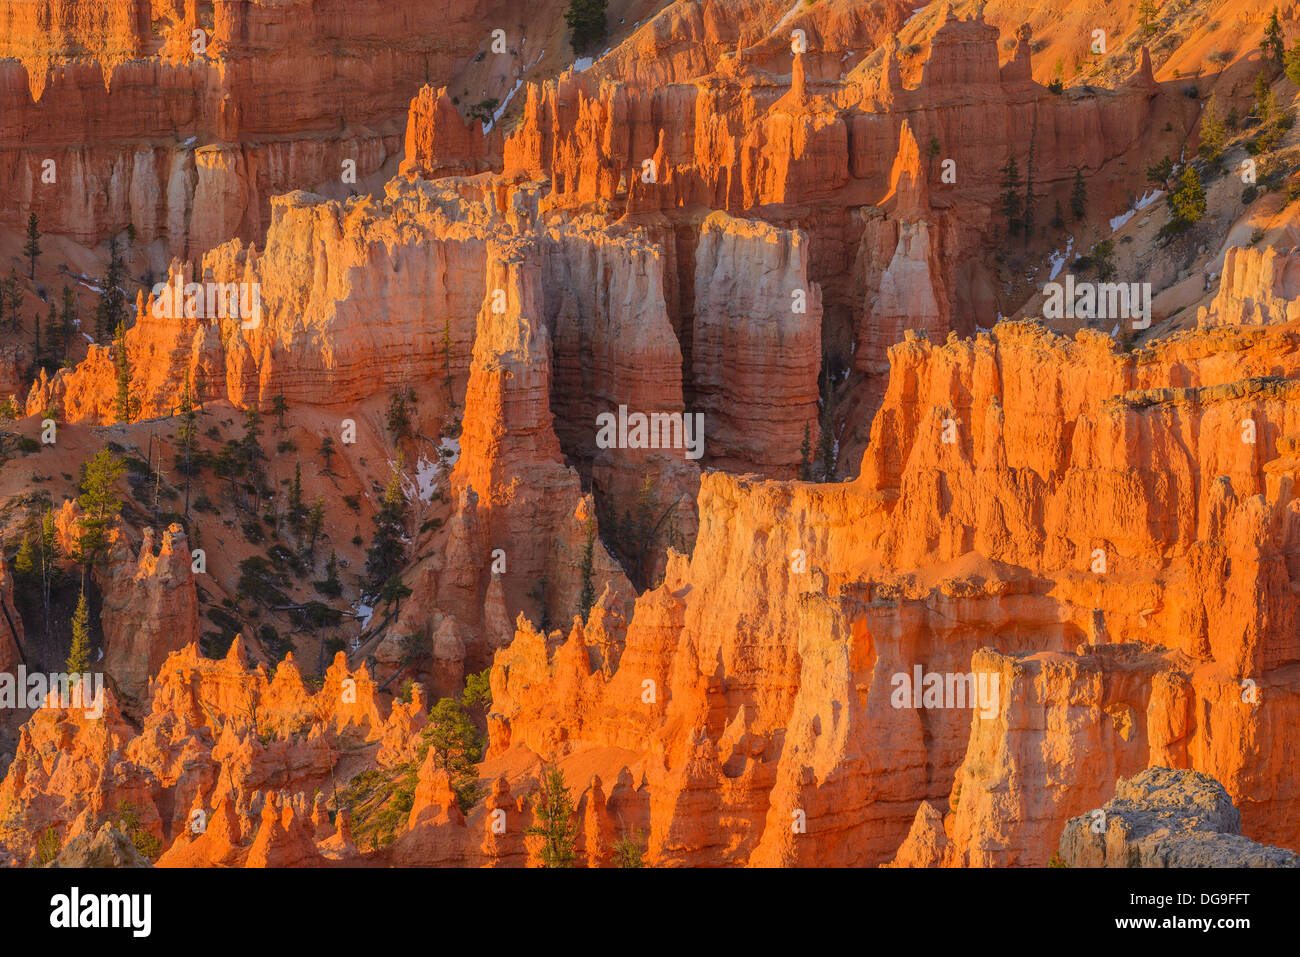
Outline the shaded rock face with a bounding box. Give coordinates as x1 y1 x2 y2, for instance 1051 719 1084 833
1200 247 1300 327
0 0 546 256
0 640 404 865
487 319 1300 867
100 524 201 709
1058 768 1300 868
3 0 1300 873
52 823 152 869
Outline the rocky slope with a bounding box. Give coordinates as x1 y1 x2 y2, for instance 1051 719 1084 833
0 0 1298 869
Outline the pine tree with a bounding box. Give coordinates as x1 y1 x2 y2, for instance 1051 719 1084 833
271 393 289 431
799 423 812 480
94 238 126 342
442 318 454 403
315 550 343 598
38 507 61 638
613 830 645 868
1286 40 1300 87
418 697 484 811
59 284 77 363
175 373 199 515
526 765 578 867
999 155 1023 235
318 436 337 475
578 518 596 621
564 0 608 55
1262 9 1285 68
240 405 264 509
23 213 40 280
44 301 60 368
386 387 415 442
67 589 91 675
1253 73 1274 125
1198 97 1228 162
1023 135 1037 245
305 498 325 559
76 448 126 579
32 305 42 373
365 463 409 595
1168 165 1206 230
112 319 134 423
1137 0 1158 36
1070 167 1088 222
6 272 22 330
287 462 306 537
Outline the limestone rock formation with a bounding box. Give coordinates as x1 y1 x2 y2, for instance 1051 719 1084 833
100 523 202 708
1200 246 1300 327
1058 768 1300 868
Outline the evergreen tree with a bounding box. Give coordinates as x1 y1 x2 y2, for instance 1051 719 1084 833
75 448 126 579
1070 167 1088 222
66 589 91 675
386 387 415 443
1051 199 1065 230
442 318 454 403
564 0 608 55
94 238 126 342
1168 165 1206 230
38 508 61 638
577 518 596 621
1023 135 1037 245
613 830 645 868
526 765 578 867
314 550 343 598
240 405 265 508
270 393 289 431
175 373 199 515
799 423 812 480
32 305 42 373
287 462 306 537
1198 97 1228 162
6 272 22 330
1137 0 1158 36
999 155 1023 235
23 213 40 280
1253 73 1275 125
318 435 337 475
112 319 135 423
43 301 60 369
1286 40 1300 87
365 463 409 595
418 697 484 812
1262 9 1285 68
59 284 77 363
304 498 325 559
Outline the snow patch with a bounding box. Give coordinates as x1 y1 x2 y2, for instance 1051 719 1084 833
1134 188 1162 211
904 3 931 26
1109 208 1136 233
770 0 804 35
396 438 461 505
1109 188 1164 233
354 603 374 630
484 78 522 132
1047 238 1075 281
572 56 594 72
